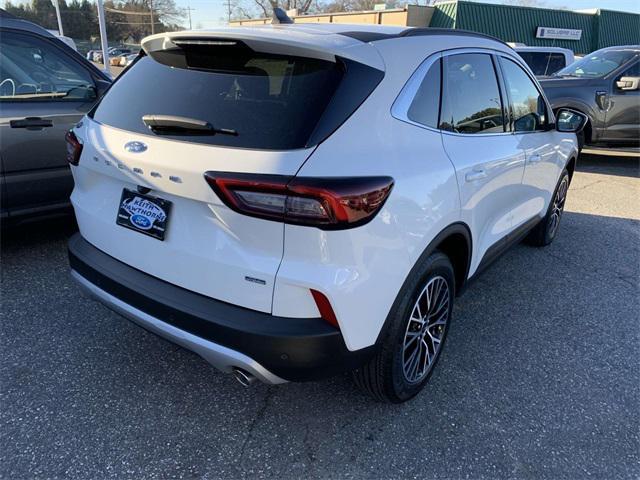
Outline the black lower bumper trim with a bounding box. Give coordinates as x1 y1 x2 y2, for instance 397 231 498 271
68 233 375 381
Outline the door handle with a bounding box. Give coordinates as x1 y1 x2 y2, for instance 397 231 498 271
465 169 487 182
528 154 542 163
10 117 53 129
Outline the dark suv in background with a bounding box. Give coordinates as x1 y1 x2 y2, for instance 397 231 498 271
0 11 111 223
539 45 640 148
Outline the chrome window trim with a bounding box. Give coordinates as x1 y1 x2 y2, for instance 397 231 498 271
392 47 522 138
391 51 442 134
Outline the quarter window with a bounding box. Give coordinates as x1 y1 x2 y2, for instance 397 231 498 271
407 58 441 129
500 58 548 132
0 31 95 102
439 53 505 134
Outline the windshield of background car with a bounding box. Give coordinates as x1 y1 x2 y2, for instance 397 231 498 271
555 50 638 78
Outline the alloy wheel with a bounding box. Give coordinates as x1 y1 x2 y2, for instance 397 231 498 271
548 175 569 237
402 275 450 383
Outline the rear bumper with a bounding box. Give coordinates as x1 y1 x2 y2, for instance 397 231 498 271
68 233 374 382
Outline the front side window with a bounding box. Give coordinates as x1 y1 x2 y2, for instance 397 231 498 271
555 49 638 78
407 58 441 128
0 31 95 101
620 61 640 77
500 58 548 132
439 53 505 134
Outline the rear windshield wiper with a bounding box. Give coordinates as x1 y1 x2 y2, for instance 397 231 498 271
142 115 238 136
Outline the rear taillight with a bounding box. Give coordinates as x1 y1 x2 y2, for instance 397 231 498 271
65 130 82 166
204 172 394 230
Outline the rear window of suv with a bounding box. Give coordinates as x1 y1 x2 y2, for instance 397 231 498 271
518 52 566 76
92 44 344 150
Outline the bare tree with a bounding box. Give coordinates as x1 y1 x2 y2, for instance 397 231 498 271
231 0 318 18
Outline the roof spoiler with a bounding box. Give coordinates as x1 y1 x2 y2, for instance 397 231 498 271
140 28 386 70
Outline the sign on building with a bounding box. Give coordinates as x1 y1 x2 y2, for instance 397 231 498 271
536 27 582 40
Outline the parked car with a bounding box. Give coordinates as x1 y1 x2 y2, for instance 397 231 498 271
110 53 128 66
67 23 584 402
93 48 131 64
0 15 111 222
109 47 131 57
119 53 138 67
514 46 575 77
87 49 103 62
539 45 640 147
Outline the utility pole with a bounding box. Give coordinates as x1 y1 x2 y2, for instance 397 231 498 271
224 0 231 24
51 0 64 35
149 0 155 34
186 6 195 29
96 0 110 75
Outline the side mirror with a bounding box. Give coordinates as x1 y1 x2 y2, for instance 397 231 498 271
616 76 640 91
556 108 587 133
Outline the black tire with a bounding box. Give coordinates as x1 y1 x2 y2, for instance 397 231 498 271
525 168 570 247
352 251 455 403
576 129 585 152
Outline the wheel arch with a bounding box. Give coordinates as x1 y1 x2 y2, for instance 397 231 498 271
373 222 472 345
412 222 473 296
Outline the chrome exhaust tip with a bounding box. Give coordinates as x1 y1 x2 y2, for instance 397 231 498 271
232 367 257 387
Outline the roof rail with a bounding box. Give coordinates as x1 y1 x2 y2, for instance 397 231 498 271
398 28 509 47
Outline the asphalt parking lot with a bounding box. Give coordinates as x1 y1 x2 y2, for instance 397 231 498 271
1 152 639 479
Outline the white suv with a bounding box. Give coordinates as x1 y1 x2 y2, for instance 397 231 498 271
67 24 585 402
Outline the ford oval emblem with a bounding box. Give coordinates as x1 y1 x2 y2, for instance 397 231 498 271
124 141 147 153
131 214 152 229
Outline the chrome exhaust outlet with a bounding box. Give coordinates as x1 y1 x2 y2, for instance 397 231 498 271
233 367 258 387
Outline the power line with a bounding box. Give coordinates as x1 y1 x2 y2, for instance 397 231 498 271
104 7 152 16
112 21 162 24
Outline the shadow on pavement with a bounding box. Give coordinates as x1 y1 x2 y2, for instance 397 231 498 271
0 189 638 477
578 152 640 178
0 215 78 254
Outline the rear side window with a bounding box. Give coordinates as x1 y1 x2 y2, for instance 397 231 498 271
92 45 344 150
518 52 566 76
407 58 441 128
439 53 505 134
